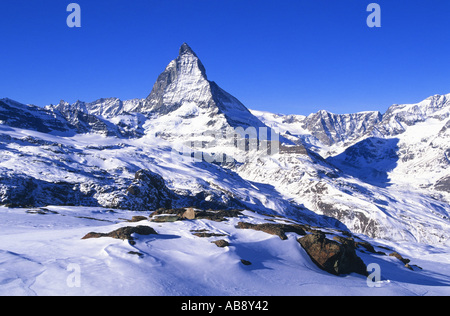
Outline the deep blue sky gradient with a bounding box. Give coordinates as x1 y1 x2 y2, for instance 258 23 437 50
1 0 449 115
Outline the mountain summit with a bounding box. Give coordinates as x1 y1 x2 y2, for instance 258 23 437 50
179 42 200 58
129 43 266 130
143 42 209 114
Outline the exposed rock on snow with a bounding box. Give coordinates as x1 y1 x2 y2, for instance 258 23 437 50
298 231 367 276
82 225 158 245
150 207 243 222
236 221 307 240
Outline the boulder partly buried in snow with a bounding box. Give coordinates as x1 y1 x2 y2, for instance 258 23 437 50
82 225 158 245
298 232 367 276
236 222 307 240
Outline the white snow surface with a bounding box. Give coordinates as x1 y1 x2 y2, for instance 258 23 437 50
0 206 448 296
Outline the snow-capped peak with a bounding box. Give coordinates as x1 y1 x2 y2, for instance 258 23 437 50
179 42 198 57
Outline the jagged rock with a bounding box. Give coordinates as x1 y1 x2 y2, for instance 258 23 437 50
151 215 181 223
0 99 73 134
127 251 144 258
298 232 367 276
194 209 243 222
301 110 382 147
134 43 268 133
110 169 173 211
435 175 450 193
355 241 379 254
0 173 99 208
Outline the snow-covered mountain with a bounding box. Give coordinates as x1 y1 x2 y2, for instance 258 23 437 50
0 43 449 295
253 93 450 245
254 93 450 200
251 109 383 156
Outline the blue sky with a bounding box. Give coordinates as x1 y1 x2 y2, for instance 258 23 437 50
1 0 449 115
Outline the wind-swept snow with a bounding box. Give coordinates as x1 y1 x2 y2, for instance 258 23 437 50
0 206 448 296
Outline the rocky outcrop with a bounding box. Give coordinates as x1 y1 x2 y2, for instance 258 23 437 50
0 99 73 134
297 232 367 276
301 110 382 147
150 208 243 222
212 239 229 248
110 169 174 211
236 222 307 240
82 225 157 245
0 173 99 208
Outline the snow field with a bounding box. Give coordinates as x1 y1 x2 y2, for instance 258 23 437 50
0 206 448 296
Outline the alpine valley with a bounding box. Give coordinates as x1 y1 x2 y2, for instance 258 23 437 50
0 44 449 296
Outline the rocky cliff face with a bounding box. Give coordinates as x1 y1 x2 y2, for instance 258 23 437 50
0 98 73 135
109 169 174 211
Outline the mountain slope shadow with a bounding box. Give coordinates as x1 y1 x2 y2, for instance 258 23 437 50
327 137 400 188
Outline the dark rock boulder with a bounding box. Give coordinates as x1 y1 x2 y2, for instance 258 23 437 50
150 208 243 222
240 259 252 266
389 251 417 270
298 232 367 276
212 239 230 248
82 225 157 245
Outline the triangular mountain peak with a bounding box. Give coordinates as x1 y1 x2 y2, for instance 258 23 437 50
132 44 237 116
179 42 198 57
127 43 281 142
140 43 208 114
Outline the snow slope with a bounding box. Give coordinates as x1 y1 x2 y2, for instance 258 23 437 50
0 206 448 296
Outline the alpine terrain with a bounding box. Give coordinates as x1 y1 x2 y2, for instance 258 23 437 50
0 43 449 296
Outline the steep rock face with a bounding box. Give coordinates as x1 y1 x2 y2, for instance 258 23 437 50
110 169 173 211
51 100 139 137
301 110 382 147
0 173 99 208
251 109 382 157
0 99 73 135
145 43 209 114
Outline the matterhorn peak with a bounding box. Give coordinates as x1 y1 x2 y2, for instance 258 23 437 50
179 42 197 57
126 43 267 131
